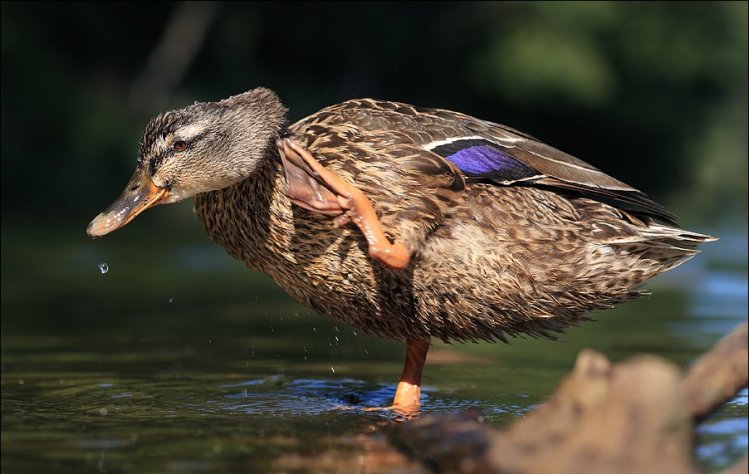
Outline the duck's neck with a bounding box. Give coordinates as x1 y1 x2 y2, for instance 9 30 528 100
193 148 290 272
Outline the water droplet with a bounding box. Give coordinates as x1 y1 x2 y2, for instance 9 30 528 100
99 407 108 416
98 263 109 274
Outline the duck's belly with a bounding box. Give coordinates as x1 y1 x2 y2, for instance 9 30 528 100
259 213 644 344
196 179 652 344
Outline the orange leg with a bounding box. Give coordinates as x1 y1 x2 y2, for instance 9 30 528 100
277 138 411 270
391 339 430 413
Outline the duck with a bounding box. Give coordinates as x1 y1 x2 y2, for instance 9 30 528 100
87 87 714 414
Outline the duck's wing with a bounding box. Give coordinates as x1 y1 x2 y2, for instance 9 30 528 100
404 105 677 225
282 99 677 268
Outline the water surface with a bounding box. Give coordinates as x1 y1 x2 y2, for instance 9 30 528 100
2 221 747 473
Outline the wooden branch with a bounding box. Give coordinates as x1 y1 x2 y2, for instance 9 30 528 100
722 455 747 474
683 322 748 422
128 2 218 113
721 456 749 474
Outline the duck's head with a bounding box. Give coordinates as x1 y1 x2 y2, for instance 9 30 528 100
87 87 287 238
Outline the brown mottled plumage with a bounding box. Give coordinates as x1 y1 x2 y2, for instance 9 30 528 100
88 87 714 412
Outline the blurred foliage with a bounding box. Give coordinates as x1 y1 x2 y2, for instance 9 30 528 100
1 1 746 227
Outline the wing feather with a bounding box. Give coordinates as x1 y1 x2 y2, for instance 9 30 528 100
294 99 678 225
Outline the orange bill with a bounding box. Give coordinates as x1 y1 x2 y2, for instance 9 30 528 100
86 168 169 238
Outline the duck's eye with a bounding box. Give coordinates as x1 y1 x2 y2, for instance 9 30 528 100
173 140 187 152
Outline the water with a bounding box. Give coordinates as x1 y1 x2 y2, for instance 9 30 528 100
1 222 746 473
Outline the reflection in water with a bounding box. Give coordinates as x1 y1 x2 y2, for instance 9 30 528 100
1 226 746 472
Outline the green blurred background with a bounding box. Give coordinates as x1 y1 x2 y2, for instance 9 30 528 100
1 1 747 229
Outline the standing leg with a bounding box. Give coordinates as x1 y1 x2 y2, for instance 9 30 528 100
391 339 430 413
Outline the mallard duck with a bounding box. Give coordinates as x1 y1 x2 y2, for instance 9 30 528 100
87 87 714 414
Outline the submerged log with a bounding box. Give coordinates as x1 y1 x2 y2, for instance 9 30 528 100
391 322 748 474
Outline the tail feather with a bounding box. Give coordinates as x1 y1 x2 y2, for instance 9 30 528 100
607 224 716 274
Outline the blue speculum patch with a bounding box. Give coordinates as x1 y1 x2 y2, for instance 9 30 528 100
447 145 514 174
432 139 538 181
